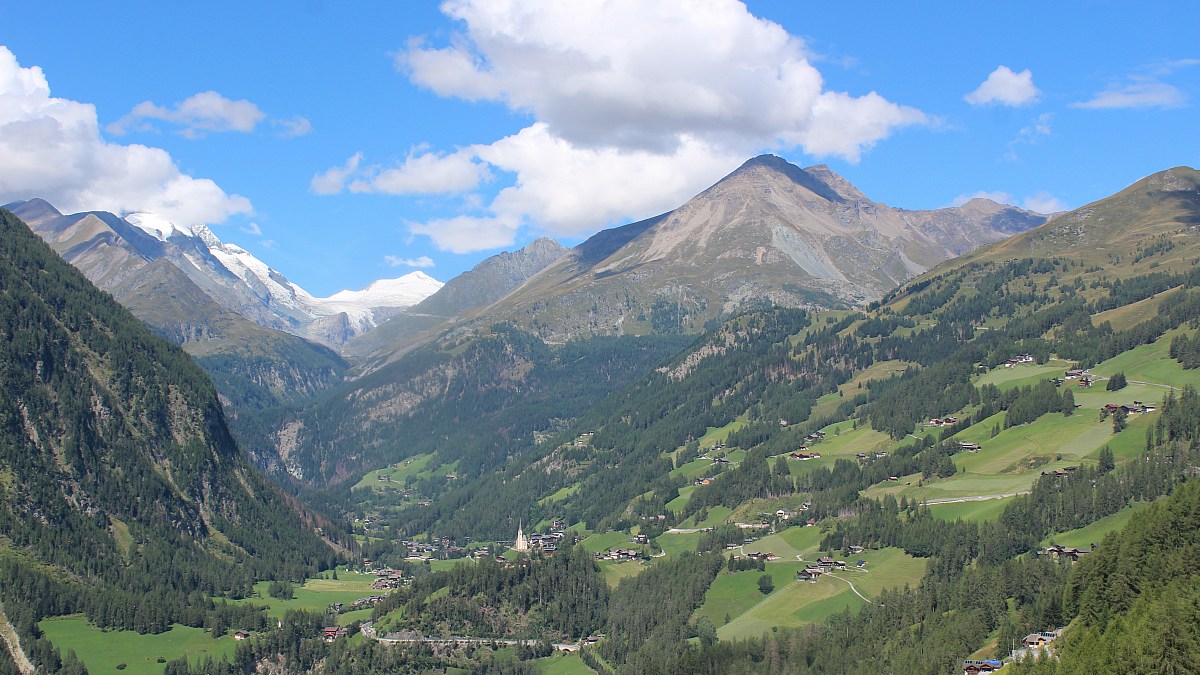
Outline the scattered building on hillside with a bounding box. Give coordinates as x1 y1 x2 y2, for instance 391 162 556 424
1022 630 1062 651
1004 354 1035 367
962 659 1003 674
1040 545 1091 562
323 626 349 641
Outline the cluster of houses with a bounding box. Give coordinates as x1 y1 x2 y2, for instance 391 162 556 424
744 551 781 562
351 595 387 608
1039 544 1091 562
1103 401 1157 415
513 526 569 554
594 548 643 562
855 450 890 463
372 569 408 590
1062 368 1094 387
789 449 822 460
1003 353 1035 368
926 416 959 427
795 556 850 582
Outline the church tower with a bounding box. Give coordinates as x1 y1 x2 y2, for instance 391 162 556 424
514 521 530 552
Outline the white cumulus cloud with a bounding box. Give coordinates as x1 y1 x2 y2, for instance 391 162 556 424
965 66 1040 107
384 255 435 268
351 149 489 195
349 0 929 253
402 0 925 156
0 46 250 226
108 90 267 138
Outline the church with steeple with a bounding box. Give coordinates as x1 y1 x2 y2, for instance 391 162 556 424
513 521 530 552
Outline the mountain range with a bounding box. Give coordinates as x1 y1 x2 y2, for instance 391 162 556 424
2 198 443 351
2 159 1199 673
463 155 1047 343
5 154 1052 483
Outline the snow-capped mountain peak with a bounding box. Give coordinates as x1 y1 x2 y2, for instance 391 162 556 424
323 271 443 309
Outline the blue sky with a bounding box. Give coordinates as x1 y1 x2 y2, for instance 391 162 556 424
2 1 1197 296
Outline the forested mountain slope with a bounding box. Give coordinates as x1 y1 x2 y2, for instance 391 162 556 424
0 208 339 673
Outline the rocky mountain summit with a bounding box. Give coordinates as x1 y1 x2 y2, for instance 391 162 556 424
474 155 1047 342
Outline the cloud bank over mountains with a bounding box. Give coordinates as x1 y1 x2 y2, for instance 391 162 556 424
315 0 928 253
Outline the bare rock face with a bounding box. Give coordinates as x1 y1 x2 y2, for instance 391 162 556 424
477 155 1047 342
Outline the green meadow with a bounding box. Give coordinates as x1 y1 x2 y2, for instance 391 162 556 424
926 496 1015 522
742 525 823 560
601 560 646 587
708 547 926 641
537 651 596 674
233 570 382 618
1044 501 1155 550
975 359 1073 391
40 617 237 675
1090 327 1200 390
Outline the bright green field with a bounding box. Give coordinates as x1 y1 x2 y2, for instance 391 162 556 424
927 496 1015 522
1073 382 1165 410
1044 501 1154 550
678 505 734 529
353 453 435 490
580 531 634 554
669 456 718 481
40 616 236 675
1090 327 1200 390
537 651 596 674
806 425 892 458
742 525 823 560
975 360 1073 391
711 547 926 640
235 571 381 618
601 560 645 587
697 417 750 448
665 485 697 513
656 531 703 559
539 482 580 506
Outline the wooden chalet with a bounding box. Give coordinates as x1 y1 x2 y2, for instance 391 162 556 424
1023 630 1061 650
